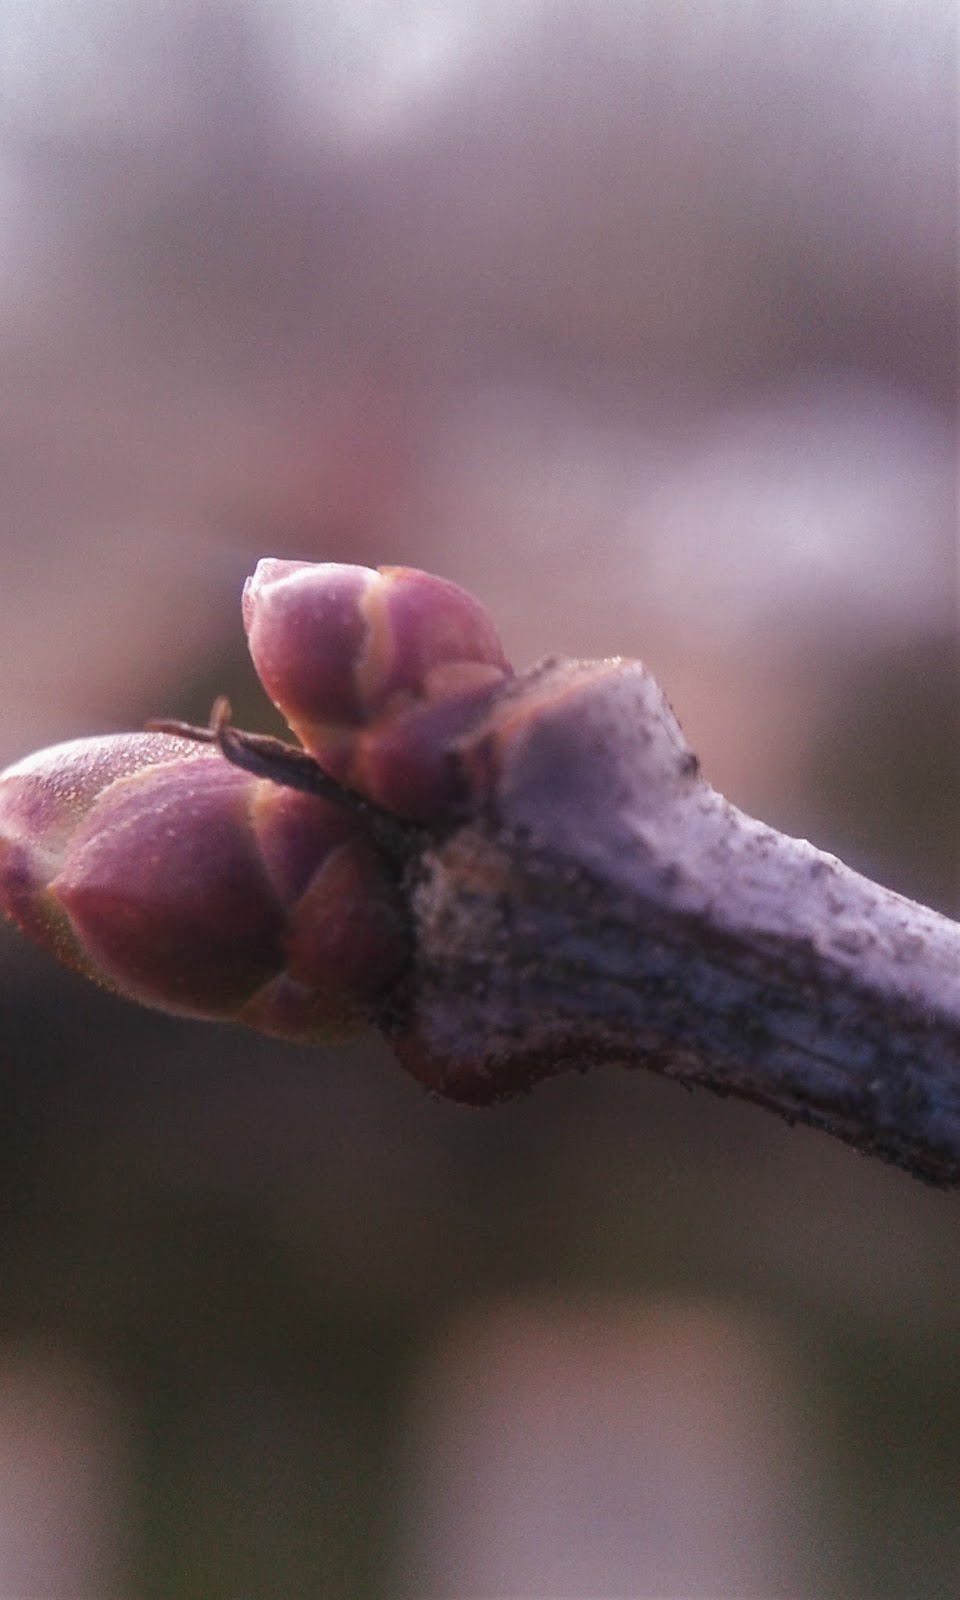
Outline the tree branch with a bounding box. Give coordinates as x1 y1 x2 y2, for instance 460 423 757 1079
387 659 960 1187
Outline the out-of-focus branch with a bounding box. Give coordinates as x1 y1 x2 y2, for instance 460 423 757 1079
389 660 960 1187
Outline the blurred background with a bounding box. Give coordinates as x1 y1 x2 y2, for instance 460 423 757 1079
0 1 957 1595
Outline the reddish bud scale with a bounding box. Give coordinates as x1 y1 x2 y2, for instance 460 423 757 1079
243 560 512 820
0 734 407 1042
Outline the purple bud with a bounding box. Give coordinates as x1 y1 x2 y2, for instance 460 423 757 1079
243 559 512 819
0 732 210 983
242 560 373 731
0 733 407 1039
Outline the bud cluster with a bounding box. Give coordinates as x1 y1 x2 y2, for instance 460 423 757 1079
0 561 513 1043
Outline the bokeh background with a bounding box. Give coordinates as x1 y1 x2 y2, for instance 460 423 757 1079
0 2 957 1595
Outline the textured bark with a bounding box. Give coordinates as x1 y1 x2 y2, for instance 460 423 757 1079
388 659 960 1186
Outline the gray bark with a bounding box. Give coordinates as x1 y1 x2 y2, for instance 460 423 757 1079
391 659 960 1186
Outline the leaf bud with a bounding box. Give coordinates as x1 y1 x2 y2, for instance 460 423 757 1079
0 733 407 1040
242 559 512 819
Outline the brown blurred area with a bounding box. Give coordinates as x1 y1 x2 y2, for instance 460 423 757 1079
0 2 957 1595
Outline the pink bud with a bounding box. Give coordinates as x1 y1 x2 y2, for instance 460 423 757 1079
0 733 406 1040
0 732 210 982
243 560 512 819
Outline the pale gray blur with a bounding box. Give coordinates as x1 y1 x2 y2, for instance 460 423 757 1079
0 3 956 1596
